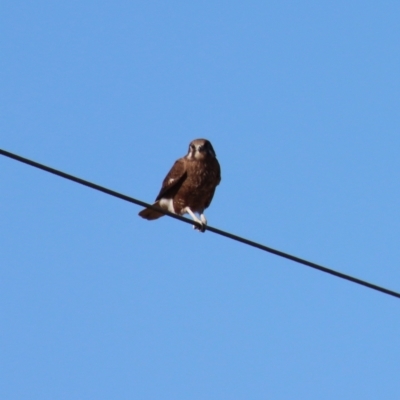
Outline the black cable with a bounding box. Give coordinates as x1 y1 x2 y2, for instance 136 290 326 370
1 147 399 299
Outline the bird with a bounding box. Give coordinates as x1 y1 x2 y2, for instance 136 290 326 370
138 138 221 232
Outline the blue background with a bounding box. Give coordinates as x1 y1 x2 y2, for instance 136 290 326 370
1 1 400 399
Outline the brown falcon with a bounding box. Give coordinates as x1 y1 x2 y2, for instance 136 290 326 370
138 139 221 232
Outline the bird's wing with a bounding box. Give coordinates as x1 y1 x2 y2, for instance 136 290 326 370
155 157 187 201
203 158 221 208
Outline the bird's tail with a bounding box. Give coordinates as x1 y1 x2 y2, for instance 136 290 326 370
138 201 165 220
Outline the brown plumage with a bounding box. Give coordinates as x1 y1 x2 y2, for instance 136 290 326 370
138 139 221 231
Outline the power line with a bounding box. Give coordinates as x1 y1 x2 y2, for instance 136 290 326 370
1 147 399 300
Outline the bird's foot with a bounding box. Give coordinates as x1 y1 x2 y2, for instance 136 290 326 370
185 207 207 233
193 222 206 232
193 212 207 232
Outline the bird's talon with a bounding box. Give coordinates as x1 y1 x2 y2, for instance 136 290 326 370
193 223 205 232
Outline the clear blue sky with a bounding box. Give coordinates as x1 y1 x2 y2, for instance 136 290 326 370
1 1 400 399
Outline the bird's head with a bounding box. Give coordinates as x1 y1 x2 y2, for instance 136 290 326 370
187 139 216 160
